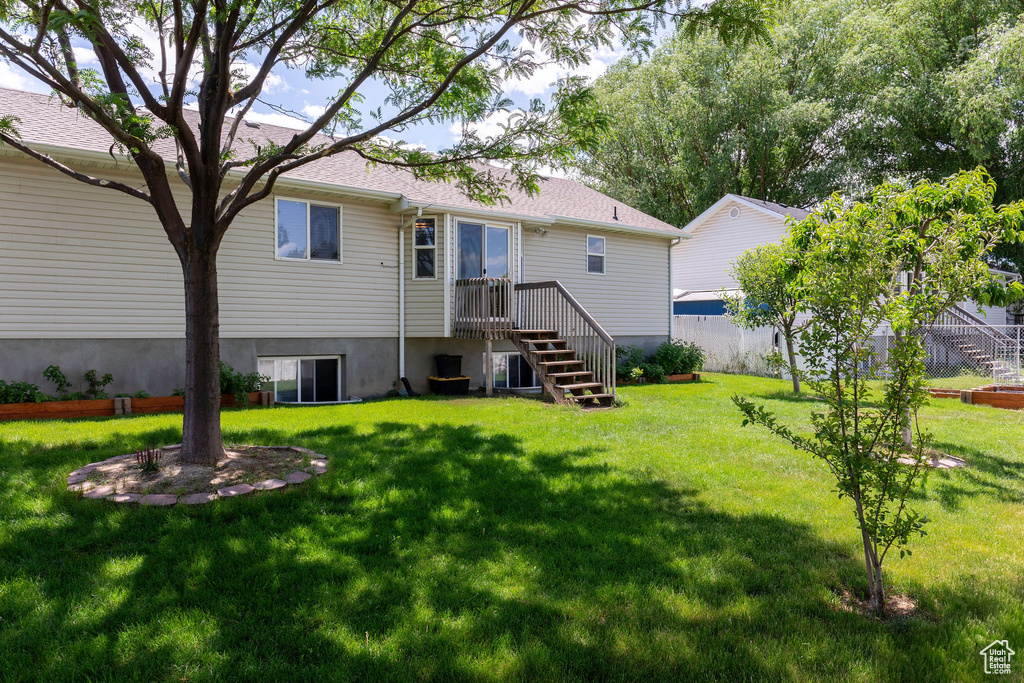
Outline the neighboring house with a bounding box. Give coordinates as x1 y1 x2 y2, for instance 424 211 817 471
0 87 680 406
671 194 808 315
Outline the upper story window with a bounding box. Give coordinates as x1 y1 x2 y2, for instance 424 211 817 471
276 198 342 262
587 235 605 274
413 217 437 279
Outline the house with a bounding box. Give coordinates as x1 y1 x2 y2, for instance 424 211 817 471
671 194 808 316
671 192 1024 383
0 87 680 406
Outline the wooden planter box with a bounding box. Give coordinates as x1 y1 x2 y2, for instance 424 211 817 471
0 392 267 421
132 392 264 414
959 385 1024 410
0 398 115 421
928 388 961 400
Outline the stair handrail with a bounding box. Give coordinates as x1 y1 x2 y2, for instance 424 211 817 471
515 280 616 399
515 281 615 345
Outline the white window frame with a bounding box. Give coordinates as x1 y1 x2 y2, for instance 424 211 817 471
412 215 439 280
274 196 343 263
483 352 541 390
454 216 514 280
587 234 606 275
258 355 343 404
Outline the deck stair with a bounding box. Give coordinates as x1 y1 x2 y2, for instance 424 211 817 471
512 329 614 407
453 279 617 407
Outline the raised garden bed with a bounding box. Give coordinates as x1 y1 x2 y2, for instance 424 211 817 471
928 388 961 399
0 392 271 421
958 384 1024 410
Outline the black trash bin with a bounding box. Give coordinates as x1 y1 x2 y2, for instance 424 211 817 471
434 354 463 379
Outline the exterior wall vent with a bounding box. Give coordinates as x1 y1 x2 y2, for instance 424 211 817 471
729 207 741 219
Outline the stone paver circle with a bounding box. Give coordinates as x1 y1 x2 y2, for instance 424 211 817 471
66 446 328 507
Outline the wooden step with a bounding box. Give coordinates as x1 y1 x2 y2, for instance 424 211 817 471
514 329 558 338
558 382 605 392
527 339 567 347
538 359 584 368
531 349 577 357
547 371 595 379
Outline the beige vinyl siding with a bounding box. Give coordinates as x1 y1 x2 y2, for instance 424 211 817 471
672 199 788 292
522 224 670 337
0 157 399 338
404 215 445 337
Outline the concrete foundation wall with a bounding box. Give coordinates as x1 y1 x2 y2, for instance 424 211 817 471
0 337 399 399
0 333 668 401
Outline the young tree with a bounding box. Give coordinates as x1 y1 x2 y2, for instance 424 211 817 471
725 240 805 392
0 0 776 464
734 169 1024 617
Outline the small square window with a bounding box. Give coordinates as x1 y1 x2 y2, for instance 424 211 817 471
587 235 606 274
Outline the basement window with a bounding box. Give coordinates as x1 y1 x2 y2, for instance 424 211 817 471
413 217 437 279
258 356 341 403
587 235 605 274
485 352 540 390
276 198 342 262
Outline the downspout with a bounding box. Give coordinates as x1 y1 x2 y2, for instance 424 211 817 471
399 208 422 385
669 236 682 338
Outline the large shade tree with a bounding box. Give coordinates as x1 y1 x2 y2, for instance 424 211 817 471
0 0 777 463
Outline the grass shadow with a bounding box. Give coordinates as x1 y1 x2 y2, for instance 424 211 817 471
0 415 1012 681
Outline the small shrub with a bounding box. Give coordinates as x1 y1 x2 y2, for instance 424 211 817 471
639 362 666 384
115 391 152 399
629 366 644 382
83 370 114 399
43 365 72 399
135 447 161 473
616 345 647 381
653 340 705 375
0 380 51 404
171 388 185 397
220 362 269 405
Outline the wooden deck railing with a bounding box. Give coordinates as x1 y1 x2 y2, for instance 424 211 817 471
452 278 514 339
515 280 616 399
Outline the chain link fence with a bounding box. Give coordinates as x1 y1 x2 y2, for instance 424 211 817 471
674 315 1024 388
869 325 1024 389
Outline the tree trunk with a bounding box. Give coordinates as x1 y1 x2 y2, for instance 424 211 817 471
180 250 224 465
785 331 801 393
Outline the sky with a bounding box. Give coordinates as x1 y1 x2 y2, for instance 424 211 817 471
0 24 641 156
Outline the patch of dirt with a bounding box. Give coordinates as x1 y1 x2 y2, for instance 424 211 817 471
85 445 313 495
893 447 967 469
835 589 922 620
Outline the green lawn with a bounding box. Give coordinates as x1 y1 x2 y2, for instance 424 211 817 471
1 373 1022 682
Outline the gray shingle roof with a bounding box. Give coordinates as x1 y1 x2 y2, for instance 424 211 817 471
0 86 680 236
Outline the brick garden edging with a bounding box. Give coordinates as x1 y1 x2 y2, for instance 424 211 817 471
66 445 327 506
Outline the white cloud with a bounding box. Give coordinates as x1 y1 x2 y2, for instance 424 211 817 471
301 104 326 118
0 61 27 89
234 62 289 94
72 47 98 66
